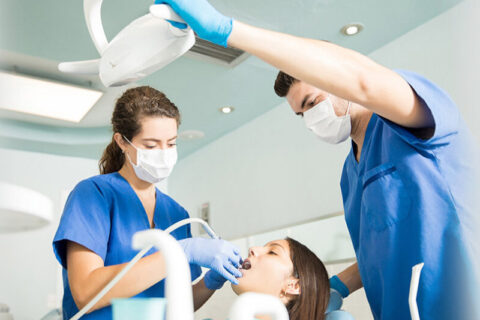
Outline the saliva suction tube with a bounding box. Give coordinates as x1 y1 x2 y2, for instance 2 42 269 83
70 218 222 320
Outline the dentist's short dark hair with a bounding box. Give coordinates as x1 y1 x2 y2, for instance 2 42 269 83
274 71 298 97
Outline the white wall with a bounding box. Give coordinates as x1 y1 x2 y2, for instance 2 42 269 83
0 148 98 320
171 101 350 239
368 0 480 142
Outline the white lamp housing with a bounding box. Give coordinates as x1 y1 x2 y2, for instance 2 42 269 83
0 182 54 233
58 0 195 87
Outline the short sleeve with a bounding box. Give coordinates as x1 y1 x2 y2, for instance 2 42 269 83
53 179 111 269
380 69 460 149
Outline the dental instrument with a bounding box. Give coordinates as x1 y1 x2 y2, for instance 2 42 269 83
409 262 424 320
70 218 217 320
58 0 195 87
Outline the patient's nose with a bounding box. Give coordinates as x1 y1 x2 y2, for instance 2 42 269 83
249 247 259 257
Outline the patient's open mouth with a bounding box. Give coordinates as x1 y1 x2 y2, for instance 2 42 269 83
241 259 252 270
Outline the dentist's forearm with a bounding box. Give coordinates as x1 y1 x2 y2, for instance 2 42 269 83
337 262 363 294
193 278 215 311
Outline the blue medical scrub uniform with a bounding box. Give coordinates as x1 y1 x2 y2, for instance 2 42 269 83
53 172 202 320
340 70 480 320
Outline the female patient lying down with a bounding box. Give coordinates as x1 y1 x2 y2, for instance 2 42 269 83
231 237 330 320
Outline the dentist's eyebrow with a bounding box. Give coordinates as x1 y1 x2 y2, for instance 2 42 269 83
141 136 178 142
301 94 311 110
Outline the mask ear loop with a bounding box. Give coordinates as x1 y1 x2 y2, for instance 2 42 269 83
345 101 352 116
122 135 138 166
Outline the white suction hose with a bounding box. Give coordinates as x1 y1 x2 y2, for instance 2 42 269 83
229 292 289 320
69 218 217 320
132 230 194 320
409 262 424 320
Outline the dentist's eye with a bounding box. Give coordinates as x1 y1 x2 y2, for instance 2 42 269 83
268 251 277 255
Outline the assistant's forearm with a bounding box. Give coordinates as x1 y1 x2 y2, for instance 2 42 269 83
193 278 216 311
337 262 363 294
72 252 166 312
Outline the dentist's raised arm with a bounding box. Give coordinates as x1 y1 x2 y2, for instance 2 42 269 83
154 0 433 129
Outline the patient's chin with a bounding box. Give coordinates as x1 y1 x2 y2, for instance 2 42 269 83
231 281 244 295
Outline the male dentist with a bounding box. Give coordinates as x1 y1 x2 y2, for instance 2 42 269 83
154 1 480 319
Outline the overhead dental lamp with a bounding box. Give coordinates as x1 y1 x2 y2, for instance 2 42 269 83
58 0 195 87
0 182 53 233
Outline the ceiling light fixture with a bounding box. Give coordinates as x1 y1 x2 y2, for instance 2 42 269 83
220 106 234 114
0 71 103 123
341 23 364 36
178 130 205 141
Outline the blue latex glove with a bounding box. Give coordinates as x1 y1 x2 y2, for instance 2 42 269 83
179 238 242 284
329 275 350 298
154 0 233 47
326 288 344 313
204 269 227 290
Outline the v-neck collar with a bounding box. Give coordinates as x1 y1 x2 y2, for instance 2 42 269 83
349 113 377 174
114 172 158 229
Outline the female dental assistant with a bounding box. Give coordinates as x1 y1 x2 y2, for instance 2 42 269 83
152 1 480 319
53 86 242 319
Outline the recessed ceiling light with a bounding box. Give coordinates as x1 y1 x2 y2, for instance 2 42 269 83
341 23 364 36
0 71 103 123
178 130 205 141
220 106 235 114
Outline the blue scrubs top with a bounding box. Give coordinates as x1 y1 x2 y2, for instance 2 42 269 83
53 172 202 320
340 70 480 320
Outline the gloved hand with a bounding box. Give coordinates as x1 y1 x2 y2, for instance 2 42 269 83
154 0 233 47
329 275 350 298
204 269 228 290
326 288 344 313
179 238 242 284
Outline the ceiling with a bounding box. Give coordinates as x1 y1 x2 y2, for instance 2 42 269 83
0 0 462 159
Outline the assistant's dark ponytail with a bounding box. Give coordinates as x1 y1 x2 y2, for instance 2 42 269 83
99 86 181 174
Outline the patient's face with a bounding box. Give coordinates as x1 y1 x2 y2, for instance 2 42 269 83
232 239 294 297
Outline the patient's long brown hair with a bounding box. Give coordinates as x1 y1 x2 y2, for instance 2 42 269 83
285 237 330 320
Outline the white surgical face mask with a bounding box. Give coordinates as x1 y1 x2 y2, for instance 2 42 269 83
124 137 177 184
303 97 351 144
